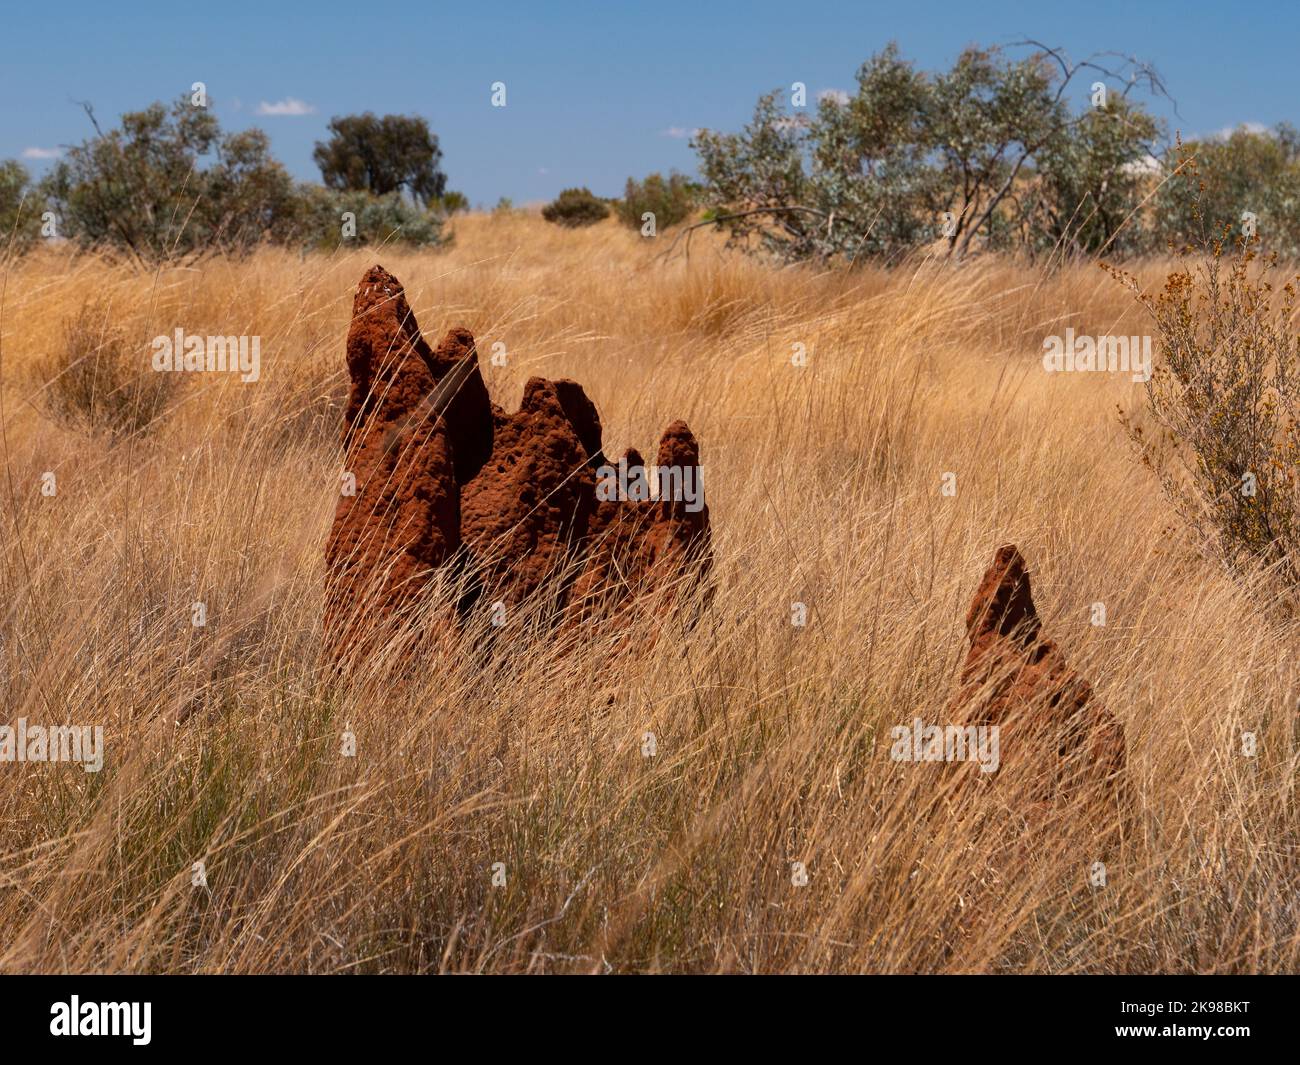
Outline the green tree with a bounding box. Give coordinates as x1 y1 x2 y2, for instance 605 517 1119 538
313 113 447 206
923 45 1069 257
0 160 44 253
41 98 298 258
1152 125 1300 258
200 127 301 248
1028 97 1162 257
693 42 1165 263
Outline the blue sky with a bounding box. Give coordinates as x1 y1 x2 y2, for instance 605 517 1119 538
2 1 1293 206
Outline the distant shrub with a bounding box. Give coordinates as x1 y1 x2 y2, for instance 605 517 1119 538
37 301 179 440
616 171 696 230
541 187 609 228
297 187 445 249
438 190 469 215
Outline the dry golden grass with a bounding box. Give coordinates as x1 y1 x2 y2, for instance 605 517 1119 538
0 212 1297 973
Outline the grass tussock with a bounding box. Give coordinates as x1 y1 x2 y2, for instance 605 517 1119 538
33 297 181 441
0 212 1297 973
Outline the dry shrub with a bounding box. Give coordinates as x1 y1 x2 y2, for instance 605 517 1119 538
1110 235 1300 592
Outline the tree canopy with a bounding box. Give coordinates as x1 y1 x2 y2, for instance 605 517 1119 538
313 113 447 206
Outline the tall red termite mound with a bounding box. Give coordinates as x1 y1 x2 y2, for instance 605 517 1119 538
460 376 600 607
323 265 711 657
565 422 712 626
948 544 1126 803
324 267 481 662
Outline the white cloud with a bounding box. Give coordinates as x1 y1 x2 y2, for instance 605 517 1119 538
1208 121 1267 141
817 88 850 106
1121 153 1162 176
660 126 699 140
21 146 60 160
255 97 316 117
